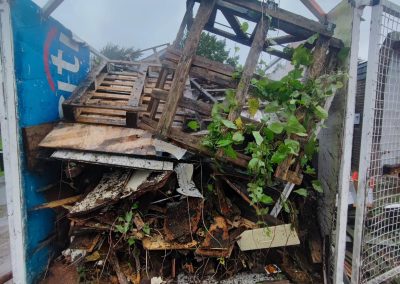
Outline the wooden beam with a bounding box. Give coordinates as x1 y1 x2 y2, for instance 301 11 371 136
306 36 331 80
221 9 249 41
173 0 195 48
42 0 64 18
126 63 148 127
268 34 305 45
190 78 217 103
299 0 327 23
151 88 212 116
221 0 333 37
228 17 269 120
157 0 217 136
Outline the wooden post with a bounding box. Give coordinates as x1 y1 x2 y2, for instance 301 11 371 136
157 0 216 136
173 0 195 49
228 17 270 121
306 36 331 80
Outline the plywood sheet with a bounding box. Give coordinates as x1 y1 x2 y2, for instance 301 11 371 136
40 122 186 159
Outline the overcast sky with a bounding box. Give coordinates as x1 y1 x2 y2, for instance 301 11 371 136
32 0 400 62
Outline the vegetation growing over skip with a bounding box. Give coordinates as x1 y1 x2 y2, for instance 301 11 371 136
202 35 346 214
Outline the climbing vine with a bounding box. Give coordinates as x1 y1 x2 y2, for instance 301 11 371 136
202 35 347 214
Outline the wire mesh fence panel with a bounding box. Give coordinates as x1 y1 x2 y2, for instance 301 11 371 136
353 1 400 283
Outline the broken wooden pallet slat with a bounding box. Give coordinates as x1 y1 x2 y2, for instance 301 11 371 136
32 195 82 210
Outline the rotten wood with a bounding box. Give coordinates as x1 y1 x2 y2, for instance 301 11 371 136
228 17 269 121
195 216 233 258
69 170 132 215
164 197 203 242
157 0 217 135
22 123 55 170
109 251 129 284
142 235 198 250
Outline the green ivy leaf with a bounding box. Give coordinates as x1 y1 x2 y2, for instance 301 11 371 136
284 139 300 155
142 224 150 235
271 144 289 164
132 202 139 210
222 119 237 129
306 33 319 45
285 115 307 136
240 22 249 33
223 145 237 158
217 139 233 147
268 122 284 134
128 237 136 246
252 131 264 146
314 105 328 120
312 180 323 193
125 211 133 223
232 131 244 143
304 166 316 175
292 46 313 67
248 97 260 117
294 188 308 197
187 120 200 131
264 101 281 113
260 194 274 205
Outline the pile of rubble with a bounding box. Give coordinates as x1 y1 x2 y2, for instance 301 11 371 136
37 155 323 284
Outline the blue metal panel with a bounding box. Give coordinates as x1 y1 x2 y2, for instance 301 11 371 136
11 0 90 282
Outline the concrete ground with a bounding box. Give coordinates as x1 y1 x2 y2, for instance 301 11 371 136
0 176 11 282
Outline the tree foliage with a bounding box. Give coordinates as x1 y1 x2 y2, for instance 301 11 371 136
182 32 239 67
100 43 142 61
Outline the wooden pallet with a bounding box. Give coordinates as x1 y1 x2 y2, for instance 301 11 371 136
63 61 160 127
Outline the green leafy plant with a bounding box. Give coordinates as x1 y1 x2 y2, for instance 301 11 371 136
203 35 346 216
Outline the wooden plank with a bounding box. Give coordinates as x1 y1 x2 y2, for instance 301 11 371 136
164 47 235 76
66 101 146 112
104 75 136 81
173 0 195 48
69 170 132 215
33 195 82 210
157 0 217 136
90 92 130 100
128 64 148 107
151 88 212 116
228 17 269 120
39 122 156 156
79 107 126 117
76 115 126 126
96 85 132 93
236 224 300 251
268 34 305 45
100 80 134 87
190 78 217 103
51 150 174 171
